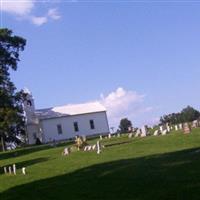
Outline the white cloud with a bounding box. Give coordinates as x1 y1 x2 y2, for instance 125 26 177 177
2 0 34 15
47 8 61 20
99 87 153 128
1 0 61 26
30 16 48 26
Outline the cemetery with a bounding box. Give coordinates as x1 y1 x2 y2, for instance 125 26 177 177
1 126 200 199
1 3 200 198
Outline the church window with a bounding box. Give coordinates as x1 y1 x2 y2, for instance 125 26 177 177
90 120 95 129
74 122 79 132
57 124 63 134
33 133 37 140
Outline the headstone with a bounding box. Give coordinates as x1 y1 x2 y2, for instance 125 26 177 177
162 130 167 135
97 141 101 154
192 120 198 128
175 125 178 131
179 123 183 130
4 167 7 174
166 125 170 133
92 144 96 150
8 166 12 174
153 130 159 136
82 135 87 142
128 133 133 138
183 123 191 134
108 133 111 139
63 147 70 156
117 133 121 138
13 164 16 175
84 146 88 151
88 146 92 151
128 126 133 132
160 126 164 132
100 135 103 140
141 126 148 137
22 167 26 175
135 129 141 137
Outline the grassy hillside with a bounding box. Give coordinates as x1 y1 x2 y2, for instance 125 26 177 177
1 129 200 200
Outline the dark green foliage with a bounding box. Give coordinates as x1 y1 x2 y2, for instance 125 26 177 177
119 118 132 133
0 29 26 151
160 106 200 125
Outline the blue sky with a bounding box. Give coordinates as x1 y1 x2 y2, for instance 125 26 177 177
1 0 200 128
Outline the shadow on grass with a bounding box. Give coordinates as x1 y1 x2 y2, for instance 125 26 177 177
0 157 50 174
0 145 53 160
0 141 75 161
1 148 200 200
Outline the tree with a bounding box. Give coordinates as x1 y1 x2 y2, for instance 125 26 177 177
119 118 132 133
181 106 200 122
159 106 200 125
0 29 26 151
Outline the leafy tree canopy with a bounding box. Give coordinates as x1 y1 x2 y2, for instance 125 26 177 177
160 106 200 125
0 28 26 151
119 118 133 133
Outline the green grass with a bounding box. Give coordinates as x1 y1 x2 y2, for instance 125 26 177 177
1 129 200 200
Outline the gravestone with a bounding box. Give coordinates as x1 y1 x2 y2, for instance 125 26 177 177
97 141 101 154
192 120 198 128
153 130 159 136
183 123 191 134
135 129 141 137
179 123 183 130
108 133 111 139
84 146 88 151
63 147 70 156
88 146 92 151
160 124 167 132
117 133 121 138
4 167 7 174
22 167 26 175
13 164 16 175
175 125 178 131
162 130 167 135
141 126 148 137
128 126 133 132
8 166 12 174
92 144 96 150
166 125 170 133
82 136 87 142
128 133 133 138
100 135 103 140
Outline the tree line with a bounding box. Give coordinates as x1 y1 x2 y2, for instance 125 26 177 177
119 106 200 133
159 106 200 125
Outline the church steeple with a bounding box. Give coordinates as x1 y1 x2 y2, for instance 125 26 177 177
22 88 36 124
22 88 42 144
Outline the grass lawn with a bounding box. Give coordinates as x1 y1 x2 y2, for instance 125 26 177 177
1 129 200 200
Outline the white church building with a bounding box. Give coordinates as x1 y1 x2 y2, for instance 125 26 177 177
23 89 110 144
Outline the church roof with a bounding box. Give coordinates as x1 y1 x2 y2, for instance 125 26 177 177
35 102 106 120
